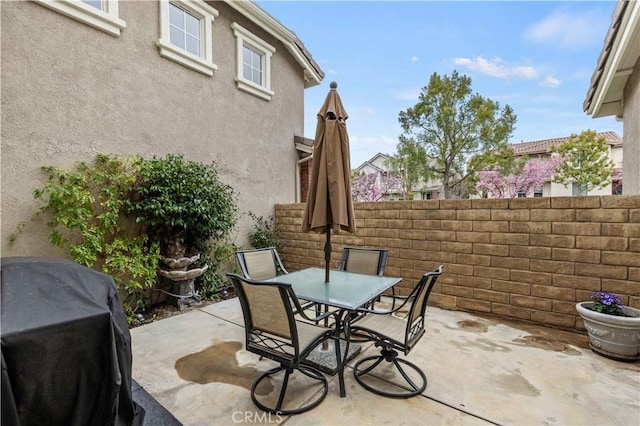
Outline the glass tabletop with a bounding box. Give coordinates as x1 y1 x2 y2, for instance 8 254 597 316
267 268 402 310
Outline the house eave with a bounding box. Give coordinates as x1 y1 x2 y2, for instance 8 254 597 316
222 0 324 88
584 0 640 119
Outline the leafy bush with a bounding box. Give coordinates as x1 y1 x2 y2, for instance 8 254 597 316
131 154 238 253
248 211 282 250
12 154 160 320
13 153 239 323
130 154 238 296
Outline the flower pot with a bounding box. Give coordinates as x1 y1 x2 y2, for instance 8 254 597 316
576 302 640 362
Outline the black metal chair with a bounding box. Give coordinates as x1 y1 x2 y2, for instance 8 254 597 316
227 273 340 415
349 265 443 398
337 247 388 276
236 247 319 315
236 247 287 280
338 247 392 313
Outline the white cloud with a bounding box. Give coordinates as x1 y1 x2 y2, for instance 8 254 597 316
453 56 537 80
411 56 419 62
539 75 561 88
524 8 607 49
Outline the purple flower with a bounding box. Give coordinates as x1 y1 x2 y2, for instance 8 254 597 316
589 291 624 316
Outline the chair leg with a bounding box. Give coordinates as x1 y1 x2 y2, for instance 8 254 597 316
251 365 329 415
353 349 427 398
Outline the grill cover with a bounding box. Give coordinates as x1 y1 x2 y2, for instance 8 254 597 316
1 257 144 425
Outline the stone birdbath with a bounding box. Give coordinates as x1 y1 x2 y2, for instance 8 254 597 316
158 236 207 310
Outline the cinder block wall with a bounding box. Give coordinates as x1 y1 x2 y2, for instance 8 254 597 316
274 195 640 332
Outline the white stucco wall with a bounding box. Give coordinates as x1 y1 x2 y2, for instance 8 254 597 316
1 1 308 256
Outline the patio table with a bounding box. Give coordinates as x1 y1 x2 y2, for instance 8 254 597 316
266 267 402 397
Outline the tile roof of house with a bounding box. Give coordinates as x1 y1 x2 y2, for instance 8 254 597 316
583 1 639 118
583 1 628 113
510 131 622 156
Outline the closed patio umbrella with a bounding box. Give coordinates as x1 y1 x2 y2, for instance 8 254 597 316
302 82 356 282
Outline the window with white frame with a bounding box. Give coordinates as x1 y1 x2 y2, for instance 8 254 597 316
533 186 543 197
34 0 126 36
156 0 218 76
231 23 275 101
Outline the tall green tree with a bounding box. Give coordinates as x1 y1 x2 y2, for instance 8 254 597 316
551 130 614 195
385 137 427 198
398 71 517 198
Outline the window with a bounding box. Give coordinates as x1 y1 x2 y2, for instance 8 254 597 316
517 187 527 198
169 3 201 57
572 183 586 196
243 46 262 85
157 0 218 76
533 187 543 197
82 0 102 10
34 0 126 36
231 23 275 101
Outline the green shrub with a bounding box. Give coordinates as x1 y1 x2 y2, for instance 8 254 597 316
13 153 240 323
12 154 160 321
248 211 282 250
130 154 238 295
131 154 238 254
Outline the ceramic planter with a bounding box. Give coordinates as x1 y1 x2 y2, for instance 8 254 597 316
576 302 640 361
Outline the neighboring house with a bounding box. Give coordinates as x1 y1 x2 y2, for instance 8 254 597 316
295 135 313 202
584 0 640 194
509 131 623 197
1 0 323 256
353 153 442 200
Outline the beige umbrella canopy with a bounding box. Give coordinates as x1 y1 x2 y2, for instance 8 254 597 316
302 82 356 282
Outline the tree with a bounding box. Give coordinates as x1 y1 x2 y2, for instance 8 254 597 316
476 156 562 198
551 130 614 195
385 137 427 199
398 71 517 199
351 172 401 201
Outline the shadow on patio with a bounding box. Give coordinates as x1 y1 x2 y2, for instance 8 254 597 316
131 298 640 426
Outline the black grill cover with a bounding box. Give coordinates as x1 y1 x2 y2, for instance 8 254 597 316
1 257 144 425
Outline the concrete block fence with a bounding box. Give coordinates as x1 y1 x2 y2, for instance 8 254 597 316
274 195 640 332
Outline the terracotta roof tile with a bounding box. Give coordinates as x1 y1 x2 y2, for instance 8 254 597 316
510 131 622 156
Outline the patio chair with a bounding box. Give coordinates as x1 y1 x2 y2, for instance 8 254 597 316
227 273 340 415
337 247 388 276
236 247 287 280
349 265 443 398
338 247 392 312
236 247 319 316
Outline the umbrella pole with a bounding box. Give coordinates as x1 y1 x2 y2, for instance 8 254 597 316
324 225 331 283
322 225 331 351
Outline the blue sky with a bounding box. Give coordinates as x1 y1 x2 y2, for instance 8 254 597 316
257 0 623 168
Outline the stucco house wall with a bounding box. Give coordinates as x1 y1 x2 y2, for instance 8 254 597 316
1 1 319 256
623 57 640 194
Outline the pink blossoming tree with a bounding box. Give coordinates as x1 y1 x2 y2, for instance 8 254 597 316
352 172 402 202
476 156 562 198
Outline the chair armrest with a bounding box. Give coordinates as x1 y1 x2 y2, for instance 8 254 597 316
357 292 413 316
295 305 339 325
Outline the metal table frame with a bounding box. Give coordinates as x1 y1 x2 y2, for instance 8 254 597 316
267 267 402 397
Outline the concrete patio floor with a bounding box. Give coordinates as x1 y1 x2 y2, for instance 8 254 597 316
130 298 640 426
